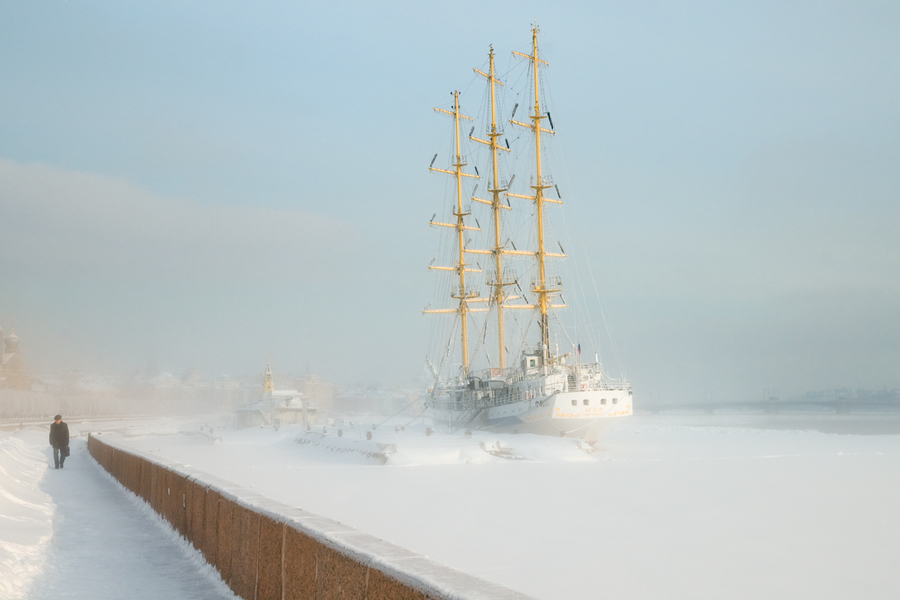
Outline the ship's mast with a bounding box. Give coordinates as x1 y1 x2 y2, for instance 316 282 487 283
470 48 513 369
426 92 481 377
511 25 563 364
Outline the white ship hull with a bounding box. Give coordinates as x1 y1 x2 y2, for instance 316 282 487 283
431 387 633 443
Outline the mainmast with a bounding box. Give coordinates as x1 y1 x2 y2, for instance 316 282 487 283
425 91 482 377
470 47 513 369
511 24 565 364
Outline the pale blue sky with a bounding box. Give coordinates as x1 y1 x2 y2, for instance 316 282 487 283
1 1 898 400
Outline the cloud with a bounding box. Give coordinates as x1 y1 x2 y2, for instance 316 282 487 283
0 159 427 383
0 159 359 284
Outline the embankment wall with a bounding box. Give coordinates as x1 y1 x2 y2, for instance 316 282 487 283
87 433 534 600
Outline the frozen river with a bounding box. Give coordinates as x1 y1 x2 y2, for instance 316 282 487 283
2 413 899 599
115 413 900 600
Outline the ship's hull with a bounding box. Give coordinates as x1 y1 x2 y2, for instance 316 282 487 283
431 388 632 443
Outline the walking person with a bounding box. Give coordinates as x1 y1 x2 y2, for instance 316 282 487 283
50 414 69 469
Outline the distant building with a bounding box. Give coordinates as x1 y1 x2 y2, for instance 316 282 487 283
235 363 319 428
263 363 275 394
293 373 335 414
0 326 30 390
332 386 418 415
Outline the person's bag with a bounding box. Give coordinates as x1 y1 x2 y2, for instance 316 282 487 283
63 446 70 457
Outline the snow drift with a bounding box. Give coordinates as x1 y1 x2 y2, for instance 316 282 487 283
0 434 54 600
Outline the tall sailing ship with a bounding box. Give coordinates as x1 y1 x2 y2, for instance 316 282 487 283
424 25 633 441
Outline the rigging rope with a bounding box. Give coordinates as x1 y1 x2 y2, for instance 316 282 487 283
374 396 425 430
404 404 430 427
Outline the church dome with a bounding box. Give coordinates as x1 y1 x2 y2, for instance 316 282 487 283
4 330 20 354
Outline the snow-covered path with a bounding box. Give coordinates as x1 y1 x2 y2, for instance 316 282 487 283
24 437 237 600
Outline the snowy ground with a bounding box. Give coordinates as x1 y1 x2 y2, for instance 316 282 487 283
0 421 237 600
2 413 899 599
0 433 52 599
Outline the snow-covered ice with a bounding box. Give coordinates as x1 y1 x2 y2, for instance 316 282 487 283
2 414 899 599
112 414 900 600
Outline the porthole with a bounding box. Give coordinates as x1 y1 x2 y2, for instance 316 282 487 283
600 398 607 405
583 399 589 406
612 398 619 404
571 399 577 406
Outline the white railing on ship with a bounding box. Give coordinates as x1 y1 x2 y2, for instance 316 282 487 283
599 379 631 390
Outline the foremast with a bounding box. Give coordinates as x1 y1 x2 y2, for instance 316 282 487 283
510 24 566 365
425 91 483 377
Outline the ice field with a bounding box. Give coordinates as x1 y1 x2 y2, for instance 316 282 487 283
2 413 899 599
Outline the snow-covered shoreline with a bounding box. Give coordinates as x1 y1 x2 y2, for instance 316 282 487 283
0 433 54 600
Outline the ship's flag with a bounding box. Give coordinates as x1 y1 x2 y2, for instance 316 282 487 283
577 343 581 355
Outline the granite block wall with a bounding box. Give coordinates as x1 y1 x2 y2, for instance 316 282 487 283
283 523 319 600
167 470 187 536
202 488 220 565
233 505 260 599
186 478 206 551
139 456 152 502
216 496 235 583
255 514 282 600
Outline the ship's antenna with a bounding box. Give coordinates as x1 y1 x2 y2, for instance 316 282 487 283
425 91 481 377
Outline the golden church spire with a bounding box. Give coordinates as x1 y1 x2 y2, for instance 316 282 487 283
263 362 274 394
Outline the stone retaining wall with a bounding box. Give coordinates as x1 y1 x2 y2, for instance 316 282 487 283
87 433 535 600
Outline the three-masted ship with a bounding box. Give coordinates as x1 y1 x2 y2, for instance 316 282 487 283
425 25 633 441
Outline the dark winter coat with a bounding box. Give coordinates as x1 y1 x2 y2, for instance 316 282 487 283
49 421 69 449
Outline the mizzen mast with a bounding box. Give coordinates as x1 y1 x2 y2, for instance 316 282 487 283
425 91 482 376
510 24 566 364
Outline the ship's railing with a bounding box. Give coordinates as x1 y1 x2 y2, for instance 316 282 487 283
430 399 478 411
430 386 550 411
429 388 520 411
466 362 611 382
429 370 630 413
599 378 631 390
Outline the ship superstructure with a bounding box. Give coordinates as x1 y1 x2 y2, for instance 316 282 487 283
424 25 633 441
